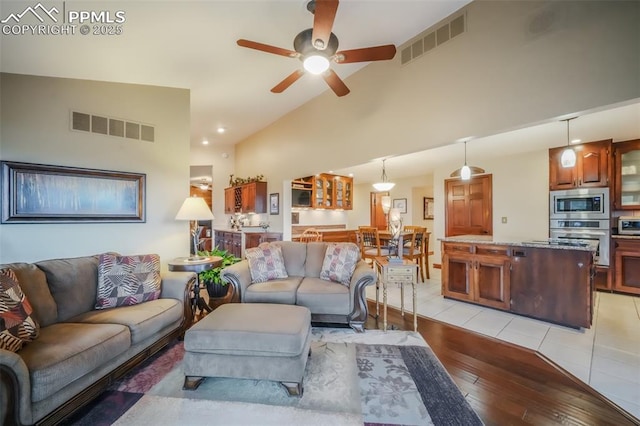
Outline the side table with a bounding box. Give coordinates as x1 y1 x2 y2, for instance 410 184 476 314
374 257 418 332
168 256 222 318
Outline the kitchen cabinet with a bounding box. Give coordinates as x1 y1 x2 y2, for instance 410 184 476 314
244 232 283 249
296 174 353 210
549 139 611 190
510 246 593 328
223 182 267 214
613 139 640 210
612 237 640 295
214 230 242 258
442 243 510 310
441 238 595 329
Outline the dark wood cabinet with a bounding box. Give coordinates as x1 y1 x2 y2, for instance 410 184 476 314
442 241 594 329
442 243 510 310
244 232 283 249
510 246 593 329
214 230 242 258
549 139 611 190
223 182 267 214
612 139 640 210
612 237 640 295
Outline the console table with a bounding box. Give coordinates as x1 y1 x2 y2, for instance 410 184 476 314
374 257 418 332
168 256 222 318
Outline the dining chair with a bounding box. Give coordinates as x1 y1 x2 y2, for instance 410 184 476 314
299 228 323 242
357 226 389 264
402 227 429 282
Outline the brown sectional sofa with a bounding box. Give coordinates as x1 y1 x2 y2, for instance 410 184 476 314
221 241 377 332
0 254 195 426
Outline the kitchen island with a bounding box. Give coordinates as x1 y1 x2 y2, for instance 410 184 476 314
440 235 597 329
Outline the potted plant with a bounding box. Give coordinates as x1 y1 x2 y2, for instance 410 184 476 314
198 247 241 298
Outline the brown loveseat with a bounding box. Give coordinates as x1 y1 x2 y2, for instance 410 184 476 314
0 254 195 426
220 241 377 332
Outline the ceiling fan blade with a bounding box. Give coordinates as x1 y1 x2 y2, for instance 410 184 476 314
322 69 350 97
237 39 298 58
335 45 397 64
271 70 305 93
312 0 339 51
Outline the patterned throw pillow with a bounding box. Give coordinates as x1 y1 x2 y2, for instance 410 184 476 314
320 243 360 286
0 268 40 352
96 253 161 309
245 244 288 283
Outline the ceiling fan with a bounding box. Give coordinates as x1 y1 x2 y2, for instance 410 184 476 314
237 0 396 97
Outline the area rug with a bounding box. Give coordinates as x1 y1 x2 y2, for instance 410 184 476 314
63 328 483 426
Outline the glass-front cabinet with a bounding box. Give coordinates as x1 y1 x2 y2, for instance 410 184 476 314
614 139 640 210
299 174 353 210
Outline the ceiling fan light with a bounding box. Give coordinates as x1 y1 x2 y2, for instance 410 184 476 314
303 55 330 74
561 148 577 168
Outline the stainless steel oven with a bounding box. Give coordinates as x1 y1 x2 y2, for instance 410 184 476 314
550 188 609 220
549 219 610 266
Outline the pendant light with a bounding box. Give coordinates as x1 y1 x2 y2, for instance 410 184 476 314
460 141 471 180
372 159 395 192
560 118 577 168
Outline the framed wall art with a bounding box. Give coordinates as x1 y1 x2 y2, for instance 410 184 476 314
269 193 279 215
392 198 407 214
423 197 434 220
1 161 146 223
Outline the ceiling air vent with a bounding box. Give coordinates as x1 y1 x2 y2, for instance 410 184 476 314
400 11 466 66
71 111 155 142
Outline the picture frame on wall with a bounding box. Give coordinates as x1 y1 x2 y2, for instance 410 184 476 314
392 198 407 214
1 161 146 223
423 197 434 220
269 193 279 215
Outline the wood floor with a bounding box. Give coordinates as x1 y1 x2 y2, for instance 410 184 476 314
365 301 639 426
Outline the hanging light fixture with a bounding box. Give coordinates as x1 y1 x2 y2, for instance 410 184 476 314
460 141 471 180
560 117 577 168
372 159 395 192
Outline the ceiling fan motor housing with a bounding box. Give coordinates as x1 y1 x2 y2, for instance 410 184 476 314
294 28 339 56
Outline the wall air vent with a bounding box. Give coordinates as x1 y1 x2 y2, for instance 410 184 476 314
400 12 466 66
71 111 155 142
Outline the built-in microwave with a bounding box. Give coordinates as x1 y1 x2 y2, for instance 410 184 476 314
619 216 640 235
292 188 312 207
549 188 609 220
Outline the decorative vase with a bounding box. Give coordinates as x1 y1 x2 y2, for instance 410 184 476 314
206 281 229 298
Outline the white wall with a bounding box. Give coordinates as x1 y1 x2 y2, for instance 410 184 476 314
0 73 191 268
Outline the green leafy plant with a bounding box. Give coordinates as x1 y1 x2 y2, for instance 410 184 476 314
197 247 241 287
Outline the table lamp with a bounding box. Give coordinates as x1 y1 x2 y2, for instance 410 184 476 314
175 196 214 261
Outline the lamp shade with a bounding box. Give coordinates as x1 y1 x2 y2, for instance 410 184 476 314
175 197 214 221
381 195 391 214
561 148 576 168
460 165 471 180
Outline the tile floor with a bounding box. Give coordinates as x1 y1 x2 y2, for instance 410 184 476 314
365 269 640 420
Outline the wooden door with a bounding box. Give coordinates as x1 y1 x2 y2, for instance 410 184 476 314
445 174 492 237
613 239 640 295
475 256 510 310
370 192 389 230
224 187 236 214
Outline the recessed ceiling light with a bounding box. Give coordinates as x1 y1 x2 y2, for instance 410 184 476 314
202 139 209 145
348 173 354 177
571 138 582 144
217 127 226 134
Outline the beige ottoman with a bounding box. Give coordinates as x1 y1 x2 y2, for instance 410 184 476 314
182 303 312 396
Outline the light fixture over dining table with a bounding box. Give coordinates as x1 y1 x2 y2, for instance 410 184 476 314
372 159 395 191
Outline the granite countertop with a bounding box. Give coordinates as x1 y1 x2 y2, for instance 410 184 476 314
439 235 598 252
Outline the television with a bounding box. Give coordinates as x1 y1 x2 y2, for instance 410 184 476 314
292 188 312 207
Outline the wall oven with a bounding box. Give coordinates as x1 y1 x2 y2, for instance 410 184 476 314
550 188 609 220
549 219 610 266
